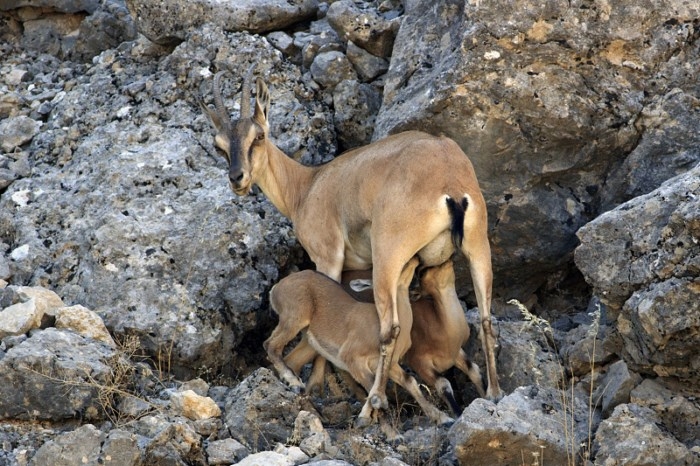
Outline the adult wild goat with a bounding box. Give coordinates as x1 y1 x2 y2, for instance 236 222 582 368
199 66 502 424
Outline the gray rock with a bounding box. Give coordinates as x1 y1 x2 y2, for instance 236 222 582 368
267 31 298 60
575 164 700 386
20 14 84 57
141 419 204 465
69 0 138 62
273 444 310 465
602 90 700 208
465 309 562 395
117 394 153 419
206 438 249 465
576 164 700 310
619 277 700 383
594 360 642 416
233 451 293 466
631 378 700 448
29 424 104 466
310 51 357 89
0 0 99 13
558 322 617 377
296 30 344 69
449 386 597 466
223 368 315 452
0 115 41 152
30 426 141 466
0 328 116 421
100 429 143 466
346 41 389 82
125 0 319 45
0 168 17 191
0 253 9 281
292 410 329 457
326 0 398 58
593 404 696 466
332 79 381 150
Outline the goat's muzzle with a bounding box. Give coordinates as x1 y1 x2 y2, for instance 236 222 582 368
230 173 252 196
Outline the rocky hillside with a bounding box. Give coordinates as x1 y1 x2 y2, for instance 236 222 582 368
0 0 699 465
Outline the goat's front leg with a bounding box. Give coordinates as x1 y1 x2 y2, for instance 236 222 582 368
390 365 454 426
357 332 397 426
356 271 401 426
454 349 486 398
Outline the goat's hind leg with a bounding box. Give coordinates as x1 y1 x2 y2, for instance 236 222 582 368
264 323 307 394
461 231 503 400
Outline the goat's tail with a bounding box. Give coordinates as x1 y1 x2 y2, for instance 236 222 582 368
445 196 469 250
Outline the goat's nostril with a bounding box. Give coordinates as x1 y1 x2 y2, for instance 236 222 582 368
230 172 244 184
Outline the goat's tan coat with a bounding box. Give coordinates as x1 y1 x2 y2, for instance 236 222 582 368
297 262 486 415
200 69 502 423
265 258 453 425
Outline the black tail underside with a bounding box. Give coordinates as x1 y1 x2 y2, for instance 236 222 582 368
445 196 469 249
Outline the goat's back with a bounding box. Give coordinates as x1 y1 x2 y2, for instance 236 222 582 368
272 269 379 335
311 131 482 206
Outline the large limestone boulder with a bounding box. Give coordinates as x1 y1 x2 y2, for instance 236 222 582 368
374 0 700 301
1 0 137 61
593 404 696 465
575 164 700 386
448 386 598 465
0 328 116 421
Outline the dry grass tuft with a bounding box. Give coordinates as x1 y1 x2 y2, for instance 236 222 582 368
510 299 602 466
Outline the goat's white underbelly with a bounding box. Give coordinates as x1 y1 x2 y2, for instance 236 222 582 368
306 331 350 373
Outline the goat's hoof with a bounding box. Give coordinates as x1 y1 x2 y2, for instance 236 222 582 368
386 433 404 445
486 389 504 403
369 394 387 410
354 416 372 428
439 417 455 428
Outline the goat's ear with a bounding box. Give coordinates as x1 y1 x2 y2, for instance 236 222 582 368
253 77 270 127
349 279 373 293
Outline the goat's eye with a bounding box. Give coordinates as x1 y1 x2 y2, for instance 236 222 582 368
255 133 265 142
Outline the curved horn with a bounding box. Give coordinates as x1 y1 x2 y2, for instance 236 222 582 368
239 64 257 119
212 71 229 126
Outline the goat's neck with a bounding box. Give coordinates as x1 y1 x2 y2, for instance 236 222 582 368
257 144 317 219
433 288 464 327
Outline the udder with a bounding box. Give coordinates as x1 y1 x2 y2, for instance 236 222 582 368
417 231 455 267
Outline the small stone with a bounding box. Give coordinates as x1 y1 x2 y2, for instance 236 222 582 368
310 51 357 89
206 438 248 465
56 305 116 346
170 389 221 420
0 115 42 152
0 300 42 339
